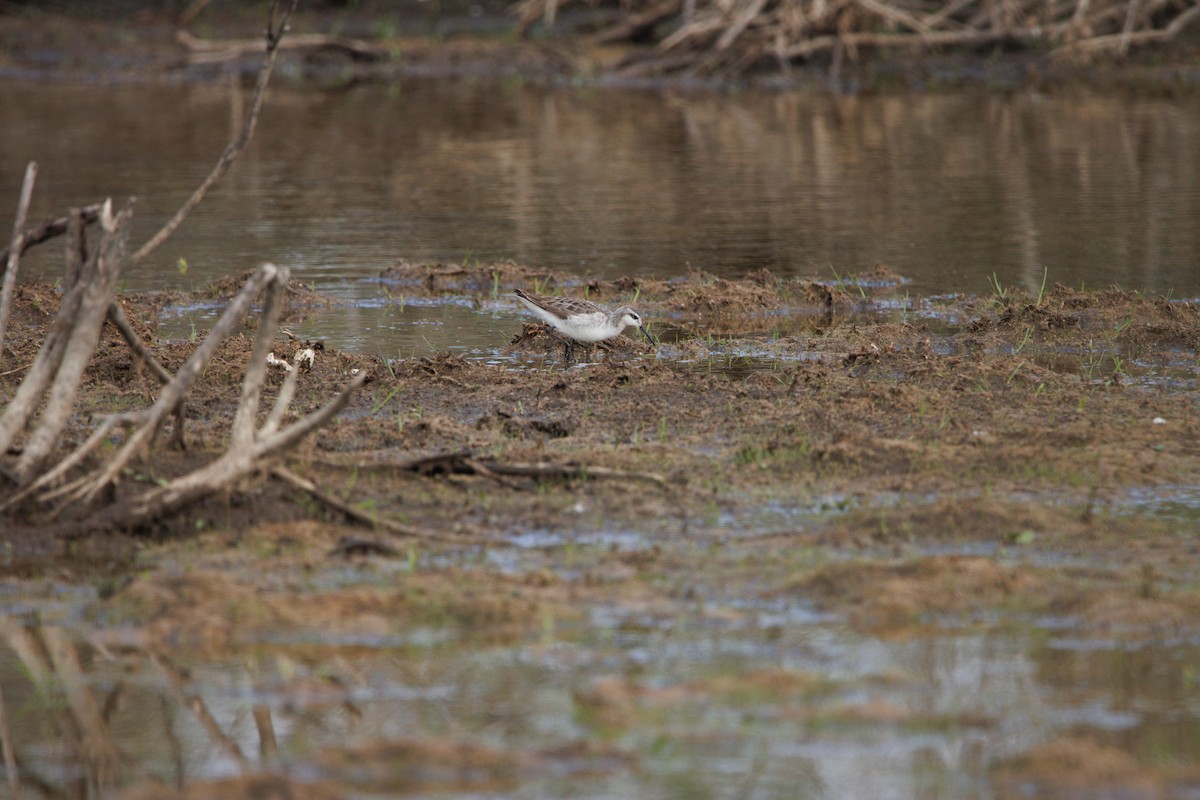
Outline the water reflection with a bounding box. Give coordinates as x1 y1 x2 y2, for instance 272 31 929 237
2 610 1198 798
3 80 1199 311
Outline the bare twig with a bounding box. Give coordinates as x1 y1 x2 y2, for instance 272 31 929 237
0 205 103 282
386 450 669 489
78 371 368 531
231 265 290 447
130 0 300 267
0 162 38 357
62 262 280 507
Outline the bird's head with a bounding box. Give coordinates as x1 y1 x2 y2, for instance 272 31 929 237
615 306 655 346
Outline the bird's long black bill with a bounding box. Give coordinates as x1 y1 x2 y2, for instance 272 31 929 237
640 325 656 346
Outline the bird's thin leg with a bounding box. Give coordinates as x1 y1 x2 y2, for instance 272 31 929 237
545 327 574 364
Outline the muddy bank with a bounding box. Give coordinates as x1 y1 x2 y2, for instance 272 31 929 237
2 264 1199 797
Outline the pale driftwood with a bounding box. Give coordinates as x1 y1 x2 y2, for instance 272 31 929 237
0 270 90 461
33 262 363 529
74 370 368 533
11 202 132 485
46 262 281 509
175 29 387 64
130 0 299 268
1054 2 1200 54
231 265 289 447
0 162 38 358
1 410 146 512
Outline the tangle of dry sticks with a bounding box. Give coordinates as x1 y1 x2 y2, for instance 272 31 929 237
515 0 1200 75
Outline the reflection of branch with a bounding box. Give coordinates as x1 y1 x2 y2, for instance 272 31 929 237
130 0 300 267
160 696 185 789
40 628 120 789
0 674 21 800
0 622 119 793
151 654 250 771
253 705 278 763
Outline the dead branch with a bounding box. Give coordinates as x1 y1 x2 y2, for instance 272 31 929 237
0 204 100 285
74 369 368 533
45 262 282 508
4 200 133 486
0 162 38 357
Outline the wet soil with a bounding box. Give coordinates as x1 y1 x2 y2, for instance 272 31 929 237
1 260 1199 796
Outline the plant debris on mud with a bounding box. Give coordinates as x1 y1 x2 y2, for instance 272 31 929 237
2 261 1199 797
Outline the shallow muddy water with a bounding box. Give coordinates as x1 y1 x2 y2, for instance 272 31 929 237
4 589 1200 799
4 78 1200 356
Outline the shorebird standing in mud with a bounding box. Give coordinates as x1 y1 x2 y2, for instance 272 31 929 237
513 288 655 362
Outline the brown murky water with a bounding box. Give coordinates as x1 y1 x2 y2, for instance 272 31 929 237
4 78 1200 357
